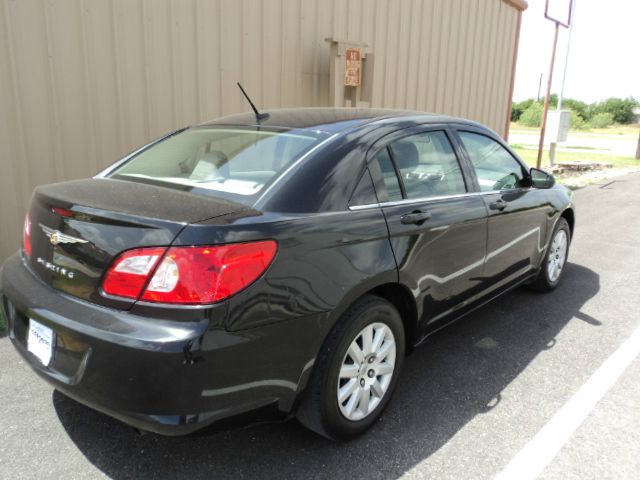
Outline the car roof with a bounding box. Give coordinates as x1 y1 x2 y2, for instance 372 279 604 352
201 107 481 135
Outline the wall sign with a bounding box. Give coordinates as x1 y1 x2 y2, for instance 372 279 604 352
344 47 362 87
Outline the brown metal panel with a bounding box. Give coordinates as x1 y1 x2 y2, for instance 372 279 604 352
504 8 522 139
451 0 470 117
172 0 200 126
195 0 221 122
333 0 347 40
404 0 424 109
45 0 95 181
414 0 433 110
261 0 282 108
392 0 412 109
493 3 516 134
83 0 124 167
424 0 441 111
459 0 480 119
280 0 301 107
242 0 265 109
494 7 516 136
0 0 525 261
479 0 499 126
6 0 58 193
315 0 333 106
503 0 528 11
381 0 400 108
220 0 243 114
0 0 26 254
488 1 509 132
370 0 389 107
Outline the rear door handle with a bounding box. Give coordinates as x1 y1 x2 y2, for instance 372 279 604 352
489 199 507 211
400 210 432 225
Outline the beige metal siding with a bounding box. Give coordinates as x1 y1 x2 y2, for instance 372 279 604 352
0 0 522 260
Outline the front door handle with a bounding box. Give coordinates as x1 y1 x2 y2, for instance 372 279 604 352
400 210 432 225
489 199 508 211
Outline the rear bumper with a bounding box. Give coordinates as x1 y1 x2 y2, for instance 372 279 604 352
0 254 325 435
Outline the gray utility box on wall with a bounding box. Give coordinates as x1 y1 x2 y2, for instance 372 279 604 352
546 110 571 143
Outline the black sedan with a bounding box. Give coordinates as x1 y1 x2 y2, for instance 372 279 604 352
0 108 574 440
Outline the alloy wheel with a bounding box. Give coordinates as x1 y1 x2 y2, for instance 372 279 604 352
336 322 396 422
547 229 568 282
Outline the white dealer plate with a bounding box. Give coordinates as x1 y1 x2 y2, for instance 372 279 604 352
27 319 54 366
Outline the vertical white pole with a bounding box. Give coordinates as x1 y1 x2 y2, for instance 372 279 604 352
557 0 577 111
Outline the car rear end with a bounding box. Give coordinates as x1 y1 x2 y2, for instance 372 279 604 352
0 124 337 434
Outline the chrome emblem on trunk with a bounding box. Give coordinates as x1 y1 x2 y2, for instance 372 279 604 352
36 257 76 279
39 224 88 246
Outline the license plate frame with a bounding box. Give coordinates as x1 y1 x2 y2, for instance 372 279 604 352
27 318 54 367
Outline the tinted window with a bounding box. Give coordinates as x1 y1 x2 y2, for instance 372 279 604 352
349 169 378 206
112 126 326 197
372 148 403 202
388 131 466 199
458 131 525 191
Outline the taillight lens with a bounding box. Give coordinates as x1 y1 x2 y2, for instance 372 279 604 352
102 241 277 304
22 212 32 259
102 247 166 299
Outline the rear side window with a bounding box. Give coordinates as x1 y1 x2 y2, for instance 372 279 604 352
372 148 403 202
388 131 466 199
349 169 378 206
111 127 327 197
458 131 525 191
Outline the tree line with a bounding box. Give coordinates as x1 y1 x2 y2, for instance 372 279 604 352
512 96 638 129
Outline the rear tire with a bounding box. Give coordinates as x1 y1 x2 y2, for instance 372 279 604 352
530 218 571 292
296 295 405 441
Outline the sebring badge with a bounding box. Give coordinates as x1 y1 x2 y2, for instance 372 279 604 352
39 224 88 246
36 257 77 279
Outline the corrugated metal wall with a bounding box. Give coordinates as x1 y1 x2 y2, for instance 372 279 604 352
0 0 522 261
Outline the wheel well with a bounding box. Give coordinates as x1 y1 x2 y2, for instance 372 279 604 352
561 208 575 237
370 283 418 353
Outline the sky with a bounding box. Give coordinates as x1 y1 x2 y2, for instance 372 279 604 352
513 0 640 103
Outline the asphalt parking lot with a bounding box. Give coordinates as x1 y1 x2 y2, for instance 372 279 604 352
1 172 639 479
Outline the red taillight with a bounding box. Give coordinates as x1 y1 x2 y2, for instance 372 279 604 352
22 212 32 259
102 247 166 299
101 241 277 304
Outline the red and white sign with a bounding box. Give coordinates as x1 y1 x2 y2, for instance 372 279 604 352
344 48 362 87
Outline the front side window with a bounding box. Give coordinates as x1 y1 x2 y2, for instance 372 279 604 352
388 131 466 199
111 126 327 199
458 131 525 191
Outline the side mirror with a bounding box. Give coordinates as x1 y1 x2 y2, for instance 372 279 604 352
530 168 555 189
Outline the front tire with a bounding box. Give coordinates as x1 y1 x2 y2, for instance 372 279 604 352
530 217 571 292
296 295 405 441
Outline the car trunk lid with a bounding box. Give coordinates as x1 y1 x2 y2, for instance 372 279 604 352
25 178 246 309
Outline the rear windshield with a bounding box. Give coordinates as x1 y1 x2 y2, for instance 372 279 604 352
110 126 328 201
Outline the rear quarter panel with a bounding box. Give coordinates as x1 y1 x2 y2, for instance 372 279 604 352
174 208 397 332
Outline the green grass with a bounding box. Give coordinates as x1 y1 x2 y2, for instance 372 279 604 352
511 146 639 169
0 307 5 333
510 122 640 138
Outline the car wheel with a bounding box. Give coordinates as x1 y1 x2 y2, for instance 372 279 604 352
530 217 571 292
296 294 405 441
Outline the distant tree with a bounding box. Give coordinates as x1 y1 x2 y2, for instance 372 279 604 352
512 96 638 125
511 99 536 122
568 110 588 130
519 102 543 127
589 112 614 129
595 97 638 124
561 98 590 121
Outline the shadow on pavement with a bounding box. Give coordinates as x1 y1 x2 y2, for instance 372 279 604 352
53 262 599 479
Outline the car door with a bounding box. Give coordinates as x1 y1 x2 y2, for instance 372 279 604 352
365 127 488 332
455 129 551 291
